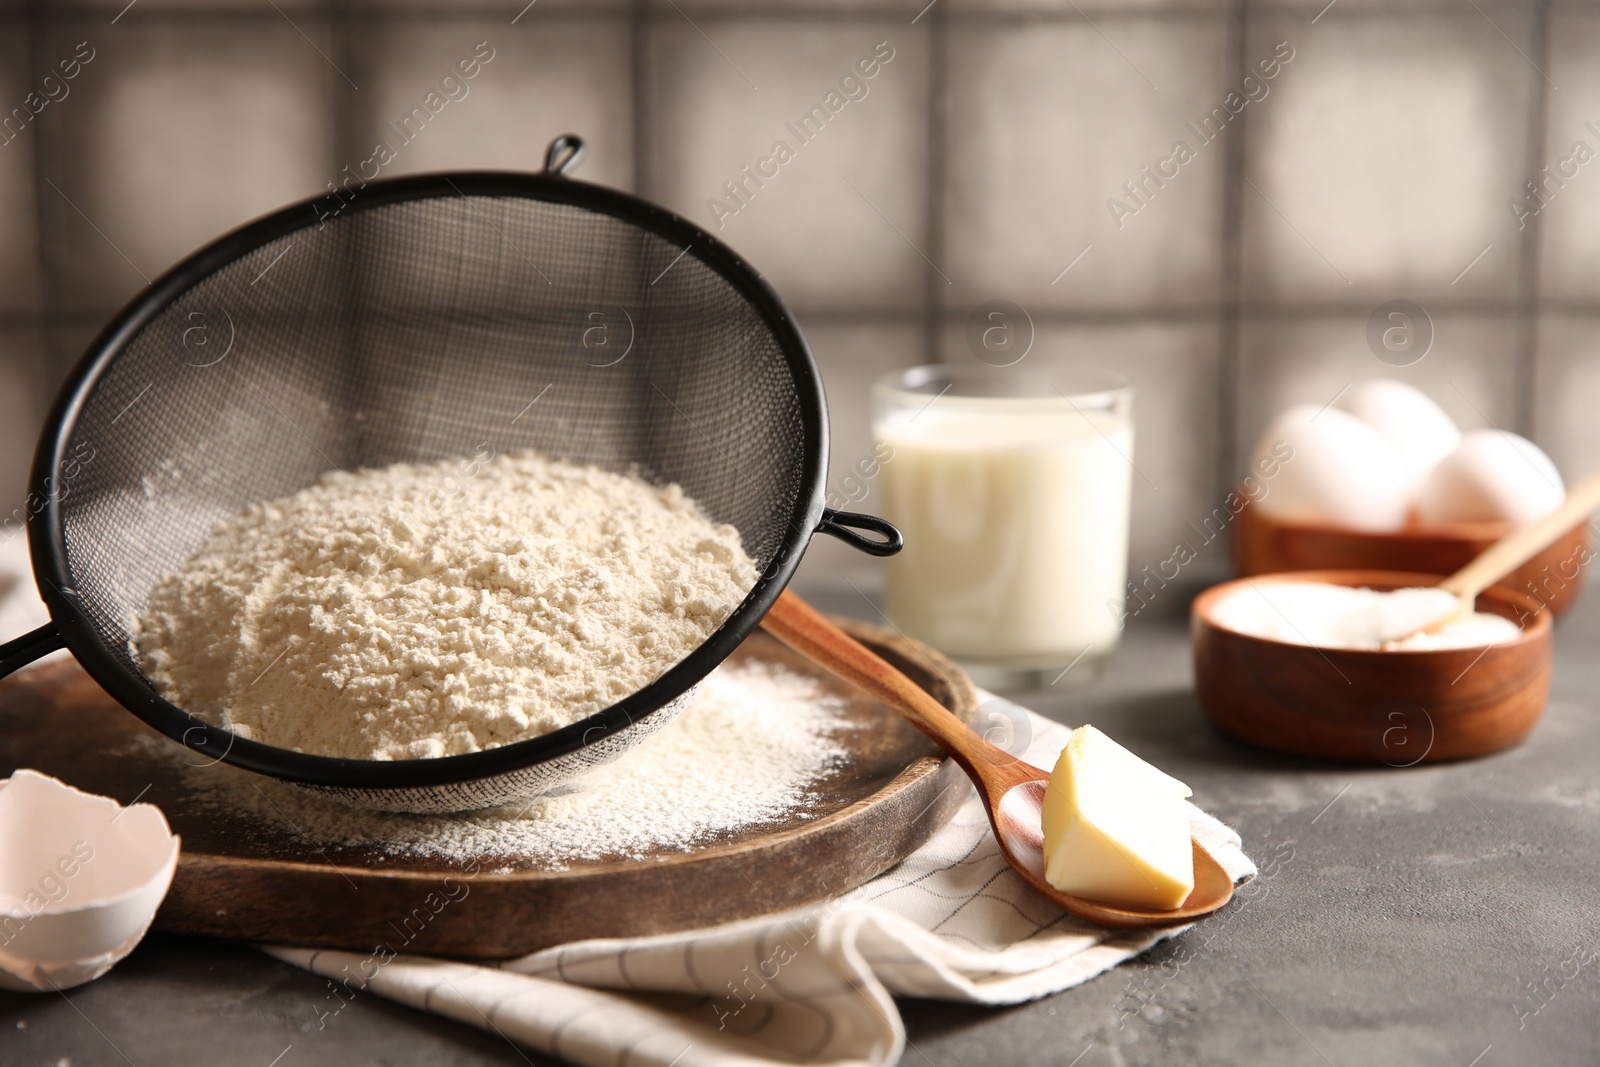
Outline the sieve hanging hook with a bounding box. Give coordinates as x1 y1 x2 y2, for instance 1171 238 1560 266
816 509 903 557
544 135 585 177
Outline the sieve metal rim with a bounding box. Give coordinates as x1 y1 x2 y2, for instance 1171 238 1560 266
14 160 896 793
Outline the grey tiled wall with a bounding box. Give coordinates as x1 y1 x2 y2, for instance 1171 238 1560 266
1 1 1593 590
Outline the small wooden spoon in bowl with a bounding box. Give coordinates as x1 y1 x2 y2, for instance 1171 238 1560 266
1401 469 1600 641
762 590 1233 929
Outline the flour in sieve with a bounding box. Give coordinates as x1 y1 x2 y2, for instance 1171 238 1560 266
133 450 757 761
168 658 851 867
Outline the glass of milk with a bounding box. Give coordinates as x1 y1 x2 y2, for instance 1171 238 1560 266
872 364 1133 689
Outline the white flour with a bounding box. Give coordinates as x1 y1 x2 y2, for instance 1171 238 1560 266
173 659 850 867
134 451 756 760
1211 581 1523 650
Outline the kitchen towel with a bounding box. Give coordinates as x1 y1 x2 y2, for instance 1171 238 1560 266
0 537 1254 1067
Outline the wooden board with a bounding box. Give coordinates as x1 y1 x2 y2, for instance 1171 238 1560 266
0 619 978 959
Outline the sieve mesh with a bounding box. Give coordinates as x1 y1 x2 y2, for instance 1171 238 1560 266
30 162 831 812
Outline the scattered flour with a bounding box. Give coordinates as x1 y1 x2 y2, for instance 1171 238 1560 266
174 659 850 868
134 451 757 760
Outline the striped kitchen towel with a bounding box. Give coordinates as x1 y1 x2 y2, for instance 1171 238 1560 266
267 711 1254 1067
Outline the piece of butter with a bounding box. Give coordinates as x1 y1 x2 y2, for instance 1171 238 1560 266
1040 725 1195 910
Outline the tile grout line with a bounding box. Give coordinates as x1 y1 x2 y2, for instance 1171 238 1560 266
0 3 1561 27
923 2 949 368
24 0 55 413
3 6 619 27
630 0 650 199
1518 0 1553 440
10 299 1600 332
330 0 355 199
1215 0 1250 505
329 0 365 433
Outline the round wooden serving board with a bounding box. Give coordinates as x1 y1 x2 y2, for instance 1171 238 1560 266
0 618 978 959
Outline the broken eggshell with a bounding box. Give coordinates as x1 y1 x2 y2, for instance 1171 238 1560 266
0 769 180 992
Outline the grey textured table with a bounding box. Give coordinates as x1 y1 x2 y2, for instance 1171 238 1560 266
5 577 1599 1066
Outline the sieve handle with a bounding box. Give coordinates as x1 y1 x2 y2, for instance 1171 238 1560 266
816 509 903 557
0 623 65 679
544 135 586 177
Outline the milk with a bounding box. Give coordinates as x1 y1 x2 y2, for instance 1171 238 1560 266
876 392 1133 671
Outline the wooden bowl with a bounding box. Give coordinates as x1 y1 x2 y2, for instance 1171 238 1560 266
1192 570 1553 763
1232 494 1589 619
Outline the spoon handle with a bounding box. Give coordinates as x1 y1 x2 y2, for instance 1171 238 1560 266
761 590 1040 793
1438 469 1600 601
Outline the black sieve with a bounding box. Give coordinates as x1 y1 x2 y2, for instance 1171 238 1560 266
0 135 901 814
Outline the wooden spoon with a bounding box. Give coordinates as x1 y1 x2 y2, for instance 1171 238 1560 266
761 590 1233 929
1407 469 1600 639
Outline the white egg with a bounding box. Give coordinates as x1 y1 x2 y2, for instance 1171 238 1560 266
1248 404 1411 532
1339 379 1461 494
1417 429 1565 527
